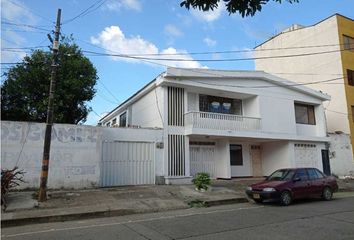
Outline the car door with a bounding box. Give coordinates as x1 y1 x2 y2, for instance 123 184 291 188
291 169 311 199
307 168 324 197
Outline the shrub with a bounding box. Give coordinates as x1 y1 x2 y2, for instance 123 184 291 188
1 167 25 209
192 172 211 191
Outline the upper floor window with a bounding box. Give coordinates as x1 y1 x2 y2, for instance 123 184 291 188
119 112 127 127
295 103 316 125
343 35 354 51
347 69 354 86
199 94 242 115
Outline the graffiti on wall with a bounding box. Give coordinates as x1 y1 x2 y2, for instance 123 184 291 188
1 121 99 143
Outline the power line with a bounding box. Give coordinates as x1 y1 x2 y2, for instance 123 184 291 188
2 21 52 32
82 47 354 62
2 28 48 34
6 0 54 23
61 0 108 25
81 42 353 57
2 45 48 50
97 79 120 103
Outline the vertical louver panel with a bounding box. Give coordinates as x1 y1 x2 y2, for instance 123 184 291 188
168 87 185 126
168 134 185 176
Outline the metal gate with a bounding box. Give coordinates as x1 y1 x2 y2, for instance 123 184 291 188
101 141 155 187
294 144 320 168
190 145 216 178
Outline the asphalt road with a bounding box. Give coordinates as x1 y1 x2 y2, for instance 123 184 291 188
2 193 354 240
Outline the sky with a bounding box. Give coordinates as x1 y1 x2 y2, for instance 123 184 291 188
1 0 354 125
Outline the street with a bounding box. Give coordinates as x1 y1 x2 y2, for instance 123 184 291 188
2 194 354 240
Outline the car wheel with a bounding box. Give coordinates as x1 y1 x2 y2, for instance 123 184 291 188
254 199 263 204
322 187 333 201
280 191 292 206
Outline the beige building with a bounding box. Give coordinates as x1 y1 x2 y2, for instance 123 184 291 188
254 14 354 176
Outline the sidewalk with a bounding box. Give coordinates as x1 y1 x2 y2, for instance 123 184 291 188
1 182 248 227
2 178 354 227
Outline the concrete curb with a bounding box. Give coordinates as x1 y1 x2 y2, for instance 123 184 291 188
204 197 249 207
1 196 250 228
1 206 188 228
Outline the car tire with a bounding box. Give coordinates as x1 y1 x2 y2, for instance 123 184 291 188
280 191 292 206
322 187 333 201
254 199 263 204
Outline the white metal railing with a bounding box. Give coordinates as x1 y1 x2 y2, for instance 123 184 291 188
184 111 261 132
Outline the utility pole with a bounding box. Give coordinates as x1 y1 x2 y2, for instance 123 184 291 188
38 9 61 202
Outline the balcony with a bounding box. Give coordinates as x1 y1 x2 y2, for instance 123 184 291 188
184 111 261 135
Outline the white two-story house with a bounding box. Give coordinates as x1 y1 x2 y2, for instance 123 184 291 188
99 67 331 184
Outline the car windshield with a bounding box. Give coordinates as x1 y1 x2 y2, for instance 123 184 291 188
267 169 295 181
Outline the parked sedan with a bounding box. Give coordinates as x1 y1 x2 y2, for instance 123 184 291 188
245 168 338 206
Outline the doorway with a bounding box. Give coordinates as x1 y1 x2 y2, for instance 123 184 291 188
230 144 243 177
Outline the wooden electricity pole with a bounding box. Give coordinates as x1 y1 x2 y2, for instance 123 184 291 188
38 9 61 202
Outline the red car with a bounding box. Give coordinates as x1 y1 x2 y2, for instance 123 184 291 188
245 168 338 206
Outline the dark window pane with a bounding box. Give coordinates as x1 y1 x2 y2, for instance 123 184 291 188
307 169 319 180
294 169 308 181
314 169 325 178
343 35 354 51
119 112 127 127
347 69 354 86
230 144 243 166
295 103 316 125
199 95 242 115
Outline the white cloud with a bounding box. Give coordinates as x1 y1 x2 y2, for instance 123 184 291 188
105 0 142 12
1 0 37 62
91 25 204 68
1 0 36 24
164 24 183 38
191 6 223 22
203 37 216 47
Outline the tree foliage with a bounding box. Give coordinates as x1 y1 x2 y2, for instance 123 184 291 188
1 37 98 124
180 0 299 17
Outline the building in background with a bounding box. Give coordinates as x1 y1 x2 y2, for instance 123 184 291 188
100 67 330 184
254 14 354 176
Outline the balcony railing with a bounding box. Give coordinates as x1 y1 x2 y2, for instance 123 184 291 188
185 111 261 132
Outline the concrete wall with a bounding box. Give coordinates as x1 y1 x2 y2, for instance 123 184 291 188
261 141 292 176
130 86 164 128
328 133 354 177
1 121 163 189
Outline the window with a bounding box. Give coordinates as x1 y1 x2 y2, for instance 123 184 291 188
295 103 316 125
112 118 117 126
294 169 309 181
314 169 325 178
267 169 295 181
343 35 354 51
307 169 320 180
347 69 354 86
230 144 243 166
351 106 354 122
199 95 242 115
119 112 127 127
106 122 111 127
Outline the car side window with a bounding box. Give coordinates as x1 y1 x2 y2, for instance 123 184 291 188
307 169 319 180
314 169 325 178
294 169 309 181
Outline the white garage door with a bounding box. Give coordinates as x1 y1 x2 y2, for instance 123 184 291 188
190 145 217 178
101 141 155 187
294 144 321 169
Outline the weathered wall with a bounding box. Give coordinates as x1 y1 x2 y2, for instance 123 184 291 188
328 133 354 177
1 121 163 189
1 121 102 189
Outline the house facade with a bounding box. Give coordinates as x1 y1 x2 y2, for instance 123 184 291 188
99 67 330 184
254 14 354 176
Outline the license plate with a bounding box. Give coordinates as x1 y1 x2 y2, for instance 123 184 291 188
253 193 260 199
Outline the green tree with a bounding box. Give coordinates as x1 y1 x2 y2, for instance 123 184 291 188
180 0 299 17
1 37 98 124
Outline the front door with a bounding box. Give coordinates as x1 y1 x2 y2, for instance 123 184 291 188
230 144 243 177
321 149 331 175
251 145 262 177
